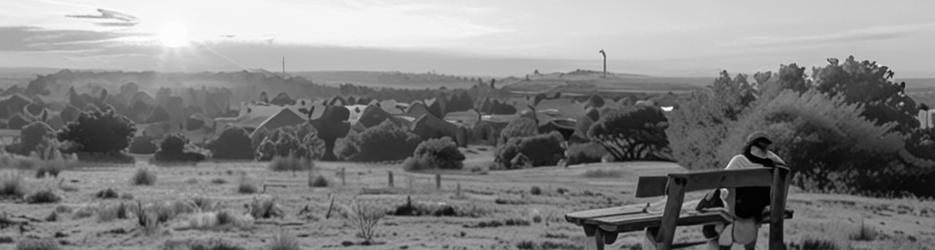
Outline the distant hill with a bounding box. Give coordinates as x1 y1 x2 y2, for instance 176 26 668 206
292 71 487 89
0 67 63 89
499 69 711 95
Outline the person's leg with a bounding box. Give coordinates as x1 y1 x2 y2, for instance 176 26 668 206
705 239 731 250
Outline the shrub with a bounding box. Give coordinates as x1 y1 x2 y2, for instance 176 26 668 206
74 151 134 163
58 109 136 154
236 175 258 194
26 188 61 203
581 169 626 178
14 237 60 250
267 231 301 250
564 142 607 165
210 178 227 184
498 117 537 145
248 197 283 219
5 121 54 155
131 168 157 186
529 186 542 195
850 220 878 241
185 238 246 250
348 201 385 244
494 132 565 169
128 135 157 154
95 188 119 199
268 155 313 172
403 137 465 171
336 120 421 162
208 127 254 160
788 237 840 250
97 203 130 222
309 173 329 187
153 133 205 163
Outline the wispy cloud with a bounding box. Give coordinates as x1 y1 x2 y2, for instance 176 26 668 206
730 23 935 47
66 8 139 27
0 26 144 52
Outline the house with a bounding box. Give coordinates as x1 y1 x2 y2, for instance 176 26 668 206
251 108 306 137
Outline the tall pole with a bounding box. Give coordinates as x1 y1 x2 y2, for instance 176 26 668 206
599 49 607 78
282 56 286 76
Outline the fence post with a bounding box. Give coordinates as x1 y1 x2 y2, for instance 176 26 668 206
388 171 394 188
435 174 442 190
456 182 461 197
340 168 346 186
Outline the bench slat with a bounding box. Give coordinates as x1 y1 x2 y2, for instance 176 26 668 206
591 209 794 233
635 176 669 197
668 168 777 192
565 204 647 224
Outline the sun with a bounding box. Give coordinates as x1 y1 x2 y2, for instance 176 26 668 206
159 22 190 48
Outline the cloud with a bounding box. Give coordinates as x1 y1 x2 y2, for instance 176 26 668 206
0 26 144 52
66 8 139 27
731 23 935 47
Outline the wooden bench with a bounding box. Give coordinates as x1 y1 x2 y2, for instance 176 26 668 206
565 167 793 250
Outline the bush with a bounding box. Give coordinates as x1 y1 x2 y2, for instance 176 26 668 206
348 201 385 244
494 132 565 169
185 238 246 250
26 188 62 203
97 203 130 222
96 188 119 199
267 231 301 250
0 172 26 198
236 175 258 194
529 186 542 195
128 135 157 154
336 120 421 162
208 127 254 160
255 124 326 161
268 155 313 172
131 168 157 186
15 237 60 250
5 121 54 155
309 173 329 187
75 151 134 163
403 137 465 171
498 117 537 145
58 109 136 154
564 142 607 165
153 133 205 163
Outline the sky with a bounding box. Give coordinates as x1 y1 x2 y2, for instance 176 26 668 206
0 0 934 77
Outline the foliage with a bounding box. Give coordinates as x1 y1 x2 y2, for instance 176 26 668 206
255 123 326 161
564 142 607 165
336 120 422 162
589 105 669 161
0 172 26 198
721 90 906 192
128 135 157 154
268 155 314 172
498 117 537 145
131 167 158 186
26 188 62 203
5 121 55 156
58 109 136 153
494 132 565 169
207 126 254 160
308 173 329 187
348 201 386 244
236 175 258 194
811 56 918 133
153 133 206 163
403 137 465 171
14 237 60 250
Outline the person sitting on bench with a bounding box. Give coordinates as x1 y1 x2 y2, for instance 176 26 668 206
698 131 786 250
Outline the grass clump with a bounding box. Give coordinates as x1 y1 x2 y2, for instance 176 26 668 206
97 203 130 222
0 172 26 198
131 167 157 186
308 173 329 187
210 178 227 184
268 155 312 172
15 237 60 250
529 186 542 195
348 201 386 244
236 175 258 194
788 237 841 250
248 197 284 219
25 188 61 204
581 169 626 178
186 238 246 250
849 220 878 241
267 231 301 250
95 188 119 199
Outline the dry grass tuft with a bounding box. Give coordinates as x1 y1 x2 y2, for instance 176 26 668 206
131 167 157 186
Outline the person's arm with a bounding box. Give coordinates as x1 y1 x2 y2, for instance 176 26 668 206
719 155 745 211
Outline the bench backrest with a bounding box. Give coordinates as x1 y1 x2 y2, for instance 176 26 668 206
636 166 792 250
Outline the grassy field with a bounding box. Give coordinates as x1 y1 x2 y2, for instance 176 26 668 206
1 146 933 250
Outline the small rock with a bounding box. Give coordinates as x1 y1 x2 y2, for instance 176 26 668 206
341 241 354 247
54 232 68 238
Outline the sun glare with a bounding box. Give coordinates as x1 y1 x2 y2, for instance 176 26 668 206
159 22 190 48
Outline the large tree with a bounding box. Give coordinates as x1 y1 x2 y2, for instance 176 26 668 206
589 105 669 161
58 109 136 153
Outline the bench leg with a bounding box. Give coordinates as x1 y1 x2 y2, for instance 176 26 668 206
642 227 659 250
583 225 604 250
